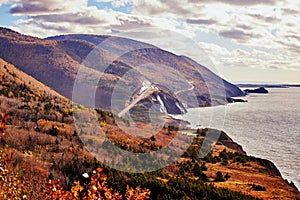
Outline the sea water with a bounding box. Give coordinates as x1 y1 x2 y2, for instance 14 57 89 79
179 87 300 189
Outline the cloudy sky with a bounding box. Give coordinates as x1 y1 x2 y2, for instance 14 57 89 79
0 0 300 83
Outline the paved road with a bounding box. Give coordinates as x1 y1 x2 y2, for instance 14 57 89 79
118 87 158 117
175 81 194 95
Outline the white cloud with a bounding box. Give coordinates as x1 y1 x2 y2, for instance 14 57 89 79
94 0 132 7
130 0 206 18
13 6 179 38
9 0 87 15
94 0 113 2
129 0 284 18
2 0 300 82
13 7 122 37
0 0 11 6
200 42 300 73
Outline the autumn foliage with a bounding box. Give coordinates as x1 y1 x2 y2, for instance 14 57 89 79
0 113 7 136
0 146 150 200
0 149 26 199
45 167 150 200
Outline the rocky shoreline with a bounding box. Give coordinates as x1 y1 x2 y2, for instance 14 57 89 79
195 128 300 198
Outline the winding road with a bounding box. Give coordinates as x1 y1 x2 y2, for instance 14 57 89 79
174 81 195 96
118 87 159 117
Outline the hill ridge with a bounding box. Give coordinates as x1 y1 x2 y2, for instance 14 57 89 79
0 27 243 112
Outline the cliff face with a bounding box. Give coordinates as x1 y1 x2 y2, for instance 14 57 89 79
0 27 243 116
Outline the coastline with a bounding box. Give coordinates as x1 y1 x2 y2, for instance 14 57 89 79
185 127 300 198
171 88 300 192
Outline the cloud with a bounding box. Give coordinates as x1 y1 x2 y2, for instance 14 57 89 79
285 34 300 42
97 0 282 9
10 0 193 39
130 0 206 18
199 42 300 75
186 18 217 25
95 0 132 7
10 0 87 15
236 24 253 30
30 9 111 25
3 0 300 83
281 8 299 15
248 13 281 23
12 6 167 38
199 0 280 6
94 0 113 2
111 15 152 30
130 0 283 18
219 29 261 41
12 6 122 37
0 0 12 6
277 40 300 54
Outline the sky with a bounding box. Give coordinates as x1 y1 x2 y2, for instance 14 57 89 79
0 0 300 84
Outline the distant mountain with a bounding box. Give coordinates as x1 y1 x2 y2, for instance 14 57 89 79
237 83 300 88
0 27 244 116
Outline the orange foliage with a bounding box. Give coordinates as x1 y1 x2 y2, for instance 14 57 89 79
0 149 26 199
0 113 7 136
45 168 150 200
45 179 73 199
125 185 151 200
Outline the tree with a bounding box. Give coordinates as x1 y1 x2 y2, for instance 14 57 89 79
201 163 207 171
150 136 156 141
192 163 202 177
215 171 225 182
225 172 231 180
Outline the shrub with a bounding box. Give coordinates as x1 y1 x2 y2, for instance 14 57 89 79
215 171 225 182
225 172 231 180
221 159 229 166
251 184 266 191
44 103 52 112
201 163 207 171
48 125 59 136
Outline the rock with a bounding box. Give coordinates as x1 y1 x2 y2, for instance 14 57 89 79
227 97 247 103
244 87 269 94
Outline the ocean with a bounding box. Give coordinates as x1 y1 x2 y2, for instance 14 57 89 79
178 87 300 189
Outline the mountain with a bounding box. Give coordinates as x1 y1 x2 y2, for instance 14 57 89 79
47 34 244 105
0 27 243 118
0 42 299 199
